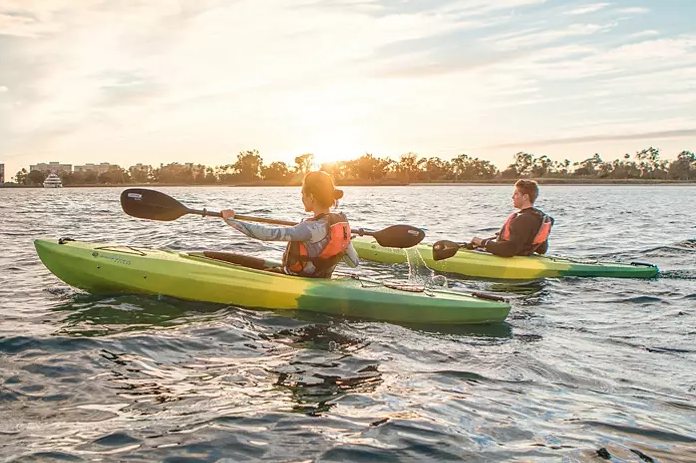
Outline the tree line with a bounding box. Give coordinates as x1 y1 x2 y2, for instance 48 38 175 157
12 147 696 186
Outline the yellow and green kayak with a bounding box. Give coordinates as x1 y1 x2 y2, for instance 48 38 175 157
352 237 659 280
34 238 510 325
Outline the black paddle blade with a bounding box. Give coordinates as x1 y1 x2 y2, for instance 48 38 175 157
370 225 425 249
120 188 189 221
432 240 462 261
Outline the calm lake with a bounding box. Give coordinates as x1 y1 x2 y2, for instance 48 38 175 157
1 185 695 462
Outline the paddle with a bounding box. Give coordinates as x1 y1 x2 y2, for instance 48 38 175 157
120 188 426 249
432 239 478 261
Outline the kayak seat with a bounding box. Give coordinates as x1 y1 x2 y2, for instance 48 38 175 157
203 251 283 273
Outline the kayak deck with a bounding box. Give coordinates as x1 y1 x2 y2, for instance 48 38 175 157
352 237 659 280
34 238 510 325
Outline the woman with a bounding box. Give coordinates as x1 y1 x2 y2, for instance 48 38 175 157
221 171 359 278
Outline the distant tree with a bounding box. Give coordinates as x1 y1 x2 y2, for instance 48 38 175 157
320 162 347 181
233 150 263 181
27 170 47 185
14 168 28 185
58 171 76 186
83 170 98 184
294 153 315 175
347 153 394 181
635 147 662 178
261 161 291 182
558 159 572 176
418 157 449 181
531 155 553 177
451 154 499 180
129 165 151 183
98 167 128 184
511 152 534 177
668 150 696 180
500 166 518 179
395 152 425 182
203 167 218 184
573 153 603 177
151 163 193 184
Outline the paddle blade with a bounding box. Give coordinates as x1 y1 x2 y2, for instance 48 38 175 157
432 240 462 261
120 188 189 221
370 225 426 249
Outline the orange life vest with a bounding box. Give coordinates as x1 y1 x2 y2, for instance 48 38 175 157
282 212 351 278
499 209 554 255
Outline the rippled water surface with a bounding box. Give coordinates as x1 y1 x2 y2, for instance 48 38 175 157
2 185 696 462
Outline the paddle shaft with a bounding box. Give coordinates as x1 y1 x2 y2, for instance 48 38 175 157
188 207 381 237
188 207 296 226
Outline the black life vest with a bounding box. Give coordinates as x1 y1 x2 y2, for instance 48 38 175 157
499 209 554 255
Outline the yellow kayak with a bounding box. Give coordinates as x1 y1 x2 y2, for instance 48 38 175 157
352 237 659 280
34 238 511 325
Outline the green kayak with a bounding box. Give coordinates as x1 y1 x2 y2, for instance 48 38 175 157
352 237 659 280
34 238 510 325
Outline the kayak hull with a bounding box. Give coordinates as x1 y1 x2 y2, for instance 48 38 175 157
352 237 659 280
34 239 510 325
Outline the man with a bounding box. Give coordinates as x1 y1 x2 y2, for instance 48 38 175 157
471 179 554 257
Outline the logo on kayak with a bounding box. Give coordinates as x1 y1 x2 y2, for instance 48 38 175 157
127 193 142 201
92 251 99 257
99 253 132 265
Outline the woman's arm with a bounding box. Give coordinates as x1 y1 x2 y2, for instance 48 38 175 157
224 217 313 242
341 242 360 268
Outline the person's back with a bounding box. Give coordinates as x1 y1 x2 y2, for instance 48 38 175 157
471 179 553 258
220 171 359 277
283 211 353 278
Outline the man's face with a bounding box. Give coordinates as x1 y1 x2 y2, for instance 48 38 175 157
512 187 527 209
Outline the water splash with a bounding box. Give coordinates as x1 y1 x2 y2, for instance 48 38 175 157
397 246 447 291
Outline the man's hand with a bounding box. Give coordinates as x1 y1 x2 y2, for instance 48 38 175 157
221 209 236 220
471 237 485 247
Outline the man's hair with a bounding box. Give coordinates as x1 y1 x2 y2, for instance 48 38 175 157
515 179 539 203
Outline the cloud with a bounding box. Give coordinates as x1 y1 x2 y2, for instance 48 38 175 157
0 1 77 37
485 22 616 50
631 30 660 38
0 0 695 176
564 3 610 15
618 7 649 14
0 85 8 92
0 11 47 38
490 129 696 149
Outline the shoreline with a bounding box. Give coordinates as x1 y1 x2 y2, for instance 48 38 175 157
1 178 694 188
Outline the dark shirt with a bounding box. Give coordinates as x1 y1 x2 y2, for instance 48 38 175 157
482 207 549 257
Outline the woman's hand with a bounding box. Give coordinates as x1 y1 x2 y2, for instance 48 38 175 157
221 209 235 220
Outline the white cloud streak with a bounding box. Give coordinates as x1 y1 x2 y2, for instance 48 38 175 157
564 3 610 15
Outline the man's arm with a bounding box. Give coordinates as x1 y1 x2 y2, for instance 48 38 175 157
535 240 549 255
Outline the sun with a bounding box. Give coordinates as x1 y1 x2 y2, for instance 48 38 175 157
303 128 369 168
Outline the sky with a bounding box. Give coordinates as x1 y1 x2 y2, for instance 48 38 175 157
1 0 695 179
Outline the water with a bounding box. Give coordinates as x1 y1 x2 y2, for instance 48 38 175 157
1 185 695 462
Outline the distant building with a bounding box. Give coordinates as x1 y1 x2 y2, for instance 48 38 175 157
74 162 120 174
0 163 4 184
129 163 152 182
129 163 152 173
30 162 72 174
